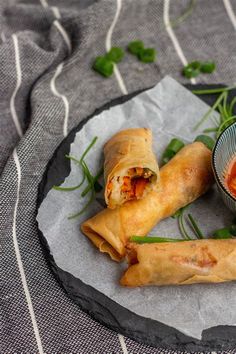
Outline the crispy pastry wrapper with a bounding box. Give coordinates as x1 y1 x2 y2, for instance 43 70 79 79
81 142 214 261
104 128 160 209
120 239 236 286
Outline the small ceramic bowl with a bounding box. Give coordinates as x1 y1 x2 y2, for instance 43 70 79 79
212 122 236 214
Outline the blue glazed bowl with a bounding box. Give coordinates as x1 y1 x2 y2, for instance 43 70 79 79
212 122 236 213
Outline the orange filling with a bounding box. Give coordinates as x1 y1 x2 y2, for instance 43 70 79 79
226 157 236 197
121 175 148 199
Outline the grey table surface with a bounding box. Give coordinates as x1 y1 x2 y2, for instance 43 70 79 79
1 0 236 353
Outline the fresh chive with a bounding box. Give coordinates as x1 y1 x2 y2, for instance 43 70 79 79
81 167 104 197
68 161 95 220
192 86 235 95
203 127 218 133
178 211 191 240
130 236 186 244
229 97 236 115
53 173 86 192
217 116 236 136
187 213 204 239
79 137 98 163
193 91 226 131
194 135 215 151
169 0 195 28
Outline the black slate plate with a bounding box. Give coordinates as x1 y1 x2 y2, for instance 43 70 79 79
37 84 236 352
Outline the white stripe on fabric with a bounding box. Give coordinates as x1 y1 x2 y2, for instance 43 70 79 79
163 0 196 85
105 0 128 95
10 34 23 137
53 20 72 54
12 149 44 354
1 32 6 42
223 0 236 29
118 334 128 354
39 0 48 8
51 6 61 19
50 63 69 137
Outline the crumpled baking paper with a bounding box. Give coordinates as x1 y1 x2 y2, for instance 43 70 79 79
37 76 235 339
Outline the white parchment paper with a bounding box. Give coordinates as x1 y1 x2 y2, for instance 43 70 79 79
37 76 236 339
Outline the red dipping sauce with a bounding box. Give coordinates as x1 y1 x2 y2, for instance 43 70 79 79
226 157 236 198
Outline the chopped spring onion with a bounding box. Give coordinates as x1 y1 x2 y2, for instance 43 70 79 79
183 61 201 79
93 56 114 77
138 48 156 63
106 47 124 63
127 40 144 55
194 135 215 151
200 61 216 74
161 138 185 165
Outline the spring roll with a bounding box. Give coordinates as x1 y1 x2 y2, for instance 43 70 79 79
120 239 236 286
104 128 160 209
81 142 214 261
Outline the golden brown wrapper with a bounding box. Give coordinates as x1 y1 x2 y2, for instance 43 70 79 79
81 142 214 262
104 128 160 209
120 239 236 287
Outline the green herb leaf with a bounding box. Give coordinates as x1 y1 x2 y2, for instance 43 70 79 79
127 40 144 55
138 48 156 63
183 61 201 79
106 47 124 63
194 135 215 151
192 86 235 95
200 61 216 74
130 236 186 244
93 56 114 77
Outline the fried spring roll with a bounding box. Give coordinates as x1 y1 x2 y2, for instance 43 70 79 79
81 142 214 261
104 128 160 209
120 240 236 286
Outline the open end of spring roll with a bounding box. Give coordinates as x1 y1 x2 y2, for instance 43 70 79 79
81 142 214 261
120 239 236 287
104 128 160 209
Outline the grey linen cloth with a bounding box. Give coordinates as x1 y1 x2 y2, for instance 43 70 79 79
1 0 236 353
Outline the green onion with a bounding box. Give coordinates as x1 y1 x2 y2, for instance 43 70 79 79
92 56 114 77
212 227 232 239
81 167 104 197
183 61 201 79
187 213 204 239
193 91 226 131
161 138 185 165
130 236 186 244
127 40 144 55
192 86 235 95
106 47 124 63
169 0 195 28
53 174 86 192
200 61 216 74
68 161 95 220
194 135 215 151
178 209 191 240
138 48 156 63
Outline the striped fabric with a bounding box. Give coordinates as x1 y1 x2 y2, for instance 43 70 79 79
0 0 236 353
